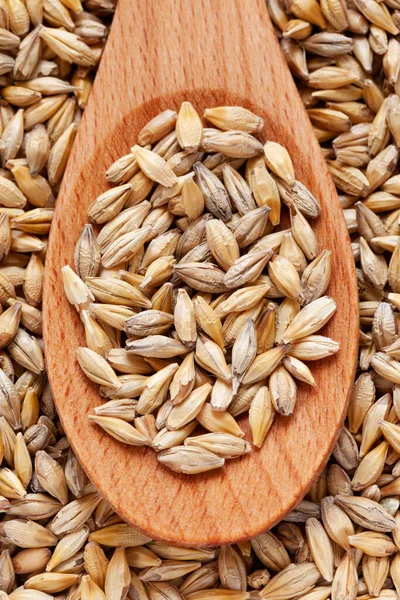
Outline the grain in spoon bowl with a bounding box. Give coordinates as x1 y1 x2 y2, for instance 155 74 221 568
62 102 339 475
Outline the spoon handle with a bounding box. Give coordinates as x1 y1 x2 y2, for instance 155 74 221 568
74 0 317 166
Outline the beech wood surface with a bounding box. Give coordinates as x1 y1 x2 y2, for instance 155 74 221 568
43 0 359 546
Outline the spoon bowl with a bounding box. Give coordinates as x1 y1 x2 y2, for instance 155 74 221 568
43 0 359 546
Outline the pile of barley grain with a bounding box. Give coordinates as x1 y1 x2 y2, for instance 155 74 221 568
63 101 338 475
2 0 400 597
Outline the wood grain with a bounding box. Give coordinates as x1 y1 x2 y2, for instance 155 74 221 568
43 0 359 546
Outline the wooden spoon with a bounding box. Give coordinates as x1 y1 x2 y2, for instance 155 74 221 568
43 0 359 546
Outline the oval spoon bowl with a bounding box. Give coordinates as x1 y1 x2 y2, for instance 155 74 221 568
43 0 359 546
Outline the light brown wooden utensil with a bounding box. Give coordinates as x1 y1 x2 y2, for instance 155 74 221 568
43 0 359 546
